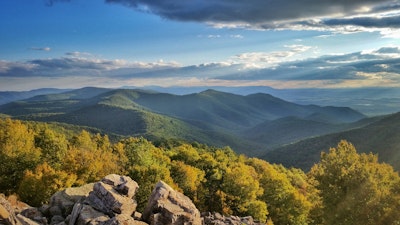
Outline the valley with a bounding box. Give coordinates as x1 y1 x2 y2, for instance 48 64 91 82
2 86 397 170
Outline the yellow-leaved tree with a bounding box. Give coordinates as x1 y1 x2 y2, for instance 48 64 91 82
247 158 313 225
17 162 76 206
0 119 41 194
309 140 400 225
62 131 122 185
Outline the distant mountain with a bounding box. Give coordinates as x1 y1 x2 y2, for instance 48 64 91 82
0 88 69 105
0 87 367 155
242 116 345 149
28 87 111 101
262 113 400 171
129 85 400 116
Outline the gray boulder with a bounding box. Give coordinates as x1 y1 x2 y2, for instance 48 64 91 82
20 207 47 225
15 214 41 225
103 214 148 225
86 174 139 217
69 203 109 225
201 212 262 225
49 183 94 217
142 181 201 225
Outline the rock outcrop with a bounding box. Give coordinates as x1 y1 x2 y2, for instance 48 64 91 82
0 174 266 225
67 174 140 225
142 181 201 225
86 174 138 217
47 182 94 218
202 212 263 225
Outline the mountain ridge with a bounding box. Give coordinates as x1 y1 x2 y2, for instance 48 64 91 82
0 87 367 155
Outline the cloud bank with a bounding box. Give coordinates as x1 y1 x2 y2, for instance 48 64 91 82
105 0 400 33
2 47 400 90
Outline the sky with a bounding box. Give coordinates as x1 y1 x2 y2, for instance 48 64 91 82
1 0 400 91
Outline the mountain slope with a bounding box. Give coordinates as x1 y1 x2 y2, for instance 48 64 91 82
0 88 69 105
242 116 345 148
262 113 400 171
0 87 367 155
119 89 366 130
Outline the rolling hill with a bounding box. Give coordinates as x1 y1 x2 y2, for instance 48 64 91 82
0 88 69 105
0 87 367 155
262 113 400 171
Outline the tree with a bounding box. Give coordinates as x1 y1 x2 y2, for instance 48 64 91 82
35 126 68 169
122 137 177 211
129 164 176 212
221 161 266 222
17 163 76 206
0 119 41 193
309 140 400 225
62 131 121 185
247 158 312 225
170 160 206 205
168 144 201 166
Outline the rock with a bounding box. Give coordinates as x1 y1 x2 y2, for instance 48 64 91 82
50 215 64 225
38 205 50 217
20 207 47 224
86 175 138 216
103 214 148 225
48 206 63 217
54 222 66 225
68 203 110 225
6 195 30 214
142 181 201 225
241 216 254 224
67 203 82 225
16 214 40 225
75 204 109 225
132 211 142 221
67 175 140 225
49 183 94 217
101 174 139 198
201 213 260 225
0 194 21 225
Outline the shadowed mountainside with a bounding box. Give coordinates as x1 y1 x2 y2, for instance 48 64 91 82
262 112 400 171
0 87 367 155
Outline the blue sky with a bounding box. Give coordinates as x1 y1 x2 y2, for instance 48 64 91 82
1 0 400 91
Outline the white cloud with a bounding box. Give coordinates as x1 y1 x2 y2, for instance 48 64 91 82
30 47 51 51
229 34 244 39
0 54 181 78
233 45 313 68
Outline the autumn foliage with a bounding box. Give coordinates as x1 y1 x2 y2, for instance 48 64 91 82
1 118 400 224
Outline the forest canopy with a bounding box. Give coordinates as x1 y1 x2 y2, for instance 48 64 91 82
0 118 399 225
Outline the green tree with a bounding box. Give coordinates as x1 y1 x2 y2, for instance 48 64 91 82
122 137 176 211
35 126 68 169
309 140 400 225
129 164 176 212
168 144 201 166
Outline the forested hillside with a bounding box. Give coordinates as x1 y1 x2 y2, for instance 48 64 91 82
1 118 399 225
264 112 400 171
0 87 367 156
